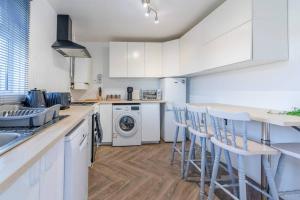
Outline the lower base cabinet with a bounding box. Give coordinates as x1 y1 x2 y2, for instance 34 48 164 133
0 161 40 200
99 104 113 143
0 138 64 200
141 103 160 143
40 139 64 200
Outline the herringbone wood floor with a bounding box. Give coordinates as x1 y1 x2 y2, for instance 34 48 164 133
88 142 220 200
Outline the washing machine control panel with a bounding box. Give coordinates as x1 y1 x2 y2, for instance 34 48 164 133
131 106 139 111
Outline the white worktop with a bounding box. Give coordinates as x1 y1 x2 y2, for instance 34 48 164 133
189 103 300 127
98 100 165 104
0 106 93 191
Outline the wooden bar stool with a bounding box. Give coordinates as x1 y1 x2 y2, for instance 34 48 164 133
170 103 188 178
272 143 300 199
184 105 213 200
207 108 280 200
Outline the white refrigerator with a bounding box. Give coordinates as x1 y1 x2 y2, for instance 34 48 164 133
160 78 186 142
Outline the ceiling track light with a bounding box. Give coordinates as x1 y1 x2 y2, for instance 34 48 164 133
145 6 150 17
141 0 159 24
142 0 150 8
154 13 159 24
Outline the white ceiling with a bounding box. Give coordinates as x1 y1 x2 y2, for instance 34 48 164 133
47 0 225 42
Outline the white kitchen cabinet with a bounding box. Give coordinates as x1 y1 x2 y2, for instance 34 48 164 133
162 39 180 77
0 139 64 200
0 161 40 200
74 58 92 90
127 42 145 77
109 42 128 77
141 103 160 143
99 104 113 143
180 0 288 75
40 138 64 200
145 43 162 77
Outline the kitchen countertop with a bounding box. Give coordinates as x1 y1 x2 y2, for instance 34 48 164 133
72 99 165 104
189 103 300 127
98 100 165 104
0 106 93 191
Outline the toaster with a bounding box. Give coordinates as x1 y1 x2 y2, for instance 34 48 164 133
46 92 71 110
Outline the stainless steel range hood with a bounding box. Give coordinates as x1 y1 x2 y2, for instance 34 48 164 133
52 15 91 58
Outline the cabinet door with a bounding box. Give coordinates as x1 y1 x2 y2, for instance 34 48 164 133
127 42 145 77
179 0 252 75
40 138 64 200
145 43 162 77
202 22 252 71
99 104 113 143
0 161 40 200
109 42 128 77
74 58 92 90
162 39 180 77
141 103 160 143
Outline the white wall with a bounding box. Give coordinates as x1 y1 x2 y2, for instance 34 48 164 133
71 42 160 101
29 0 70 92
188 0 300 189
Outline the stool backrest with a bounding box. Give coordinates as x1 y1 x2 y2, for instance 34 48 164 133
208 108 251 151
186 105 208 134
172 103 187 125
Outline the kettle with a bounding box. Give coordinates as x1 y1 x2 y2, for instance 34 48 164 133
24 88 47 108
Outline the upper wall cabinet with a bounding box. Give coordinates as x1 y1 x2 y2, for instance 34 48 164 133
74 58 92 90
162 39 180 77
109 42 164 78
180 0 288 75
145 43 162 77
109 42 128 77
127 42 145 77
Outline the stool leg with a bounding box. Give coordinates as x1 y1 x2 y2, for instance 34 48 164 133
262 155 279 200
210 142 215 162
200 137 207 200
237 155 247 200
274 153 283 188
184 134 196 179
208 146 221 200
224 150 238 196
208 142 215 177
181 127 187 178
171 126 179 164
205 142 212 178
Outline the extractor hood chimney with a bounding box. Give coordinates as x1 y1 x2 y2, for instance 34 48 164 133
52 15 91 58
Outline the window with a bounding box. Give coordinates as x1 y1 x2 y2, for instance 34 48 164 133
0 0 30 103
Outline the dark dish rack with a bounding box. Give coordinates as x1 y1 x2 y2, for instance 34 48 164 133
0 104 61 127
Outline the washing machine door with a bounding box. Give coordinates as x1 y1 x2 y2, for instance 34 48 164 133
115 113 138 137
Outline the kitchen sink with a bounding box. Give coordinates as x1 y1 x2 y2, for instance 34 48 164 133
0 115 69 155
0 132 23 148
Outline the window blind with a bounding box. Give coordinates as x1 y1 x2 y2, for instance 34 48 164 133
0 0 30 104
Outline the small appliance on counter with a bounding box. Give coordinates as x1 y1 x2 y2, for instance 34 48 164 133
24 88 47 108
46 92 71 110
132 89 140 100
127 87 133 101
140 89 162 100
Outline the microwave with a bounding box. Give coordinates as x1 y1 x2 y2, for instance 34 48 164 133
140 89 162 100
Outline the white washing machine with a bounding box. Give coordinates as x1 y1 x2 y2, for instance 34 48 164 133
112 104 142 146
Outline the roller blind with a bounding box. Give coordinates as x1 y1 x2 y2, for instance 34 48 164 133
0 0 30 104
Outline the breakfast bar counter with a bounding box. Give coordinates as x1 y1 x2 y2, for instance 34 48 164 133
189 103 300 127
189 103 300 200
